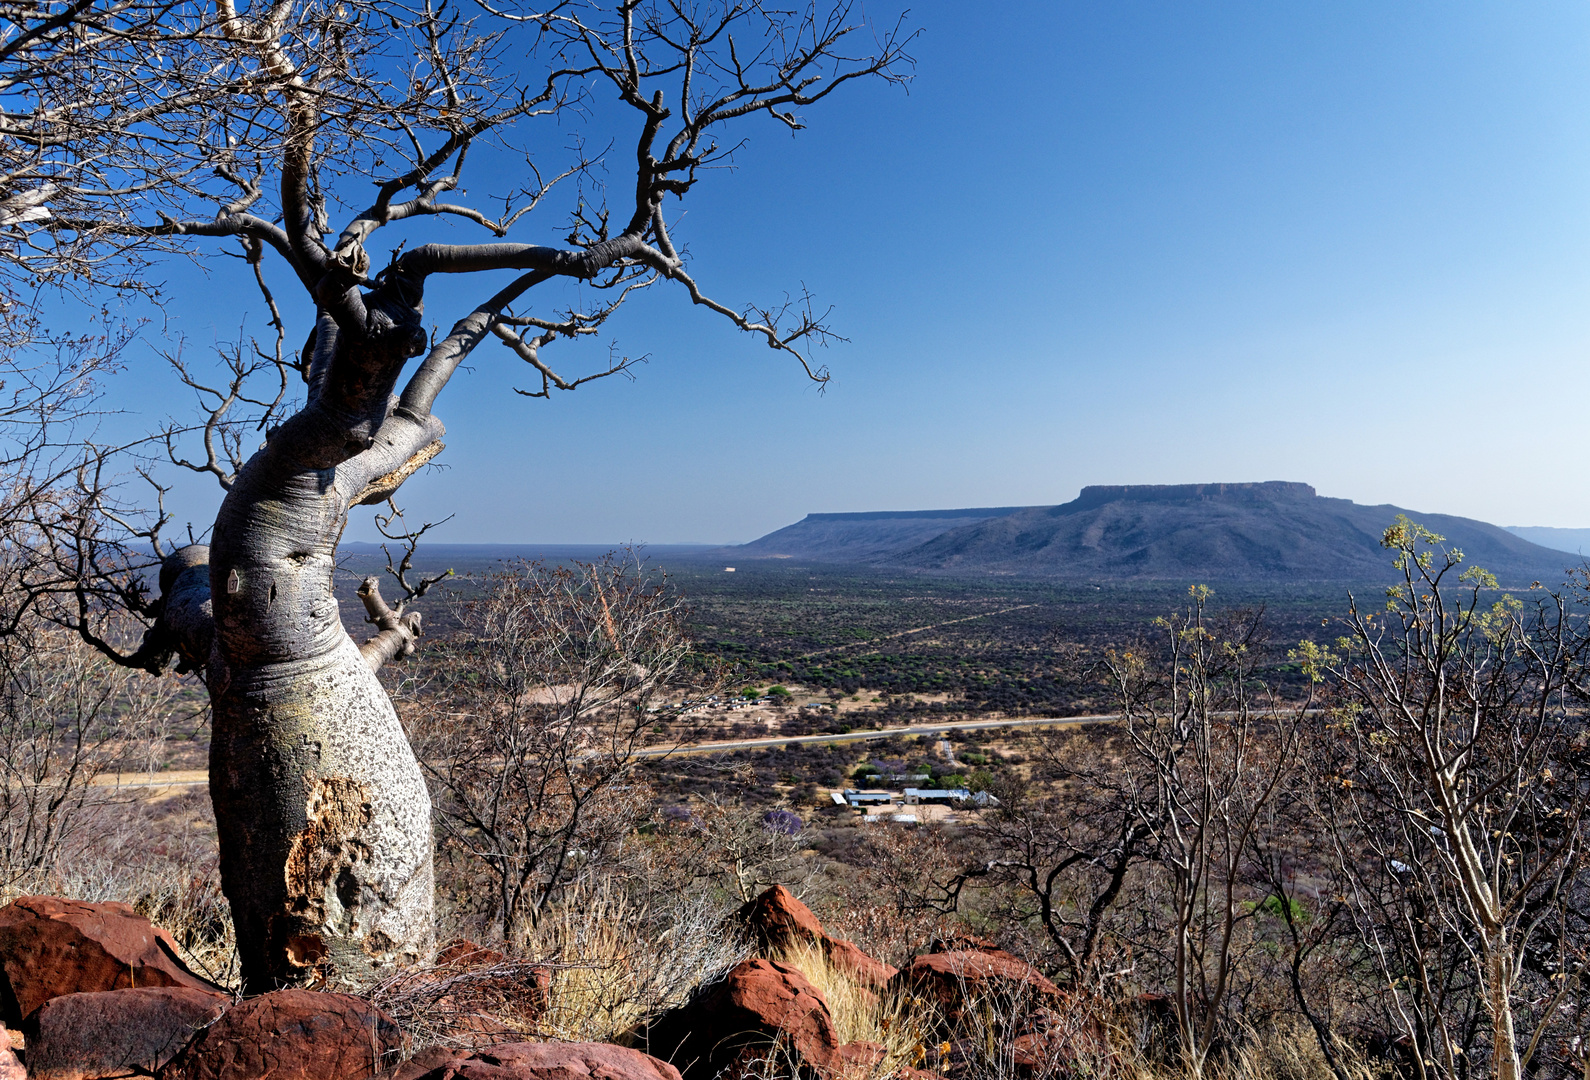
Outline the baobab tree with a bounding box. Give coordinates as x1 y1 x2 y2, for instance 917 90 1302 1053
1 0 912 990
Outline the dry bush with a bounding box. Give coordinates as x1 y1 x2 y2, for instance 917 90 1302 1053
361 950 553 1051
0 786 239 989
405 554 691 944
0 618 234 985
371 879 747 1050
922 987 1375 1080
1226 1018 1377 1080
641 795 822 906
820 824 978 969
526 879 748 1044
0 626 137 886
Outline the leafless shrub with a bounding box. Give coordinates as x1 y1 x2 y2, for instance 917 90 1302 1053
826 823 982 968
404 551 691 943
644 794 822 905
968 726 1154 993
361 950 554 1051
0 622 178 889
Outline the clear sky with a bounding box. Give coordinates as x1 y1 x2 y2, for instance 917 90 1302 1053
104 1 1590 544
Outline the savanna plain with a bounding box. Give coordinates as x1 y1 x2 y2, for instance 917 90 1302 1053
7 531 1583 1080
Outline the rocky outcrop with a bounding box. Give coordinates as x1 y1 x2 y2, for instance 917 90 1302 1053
385 1041 684 1080
640 958 838 1080
736 887 895 989
0 897 222 1027
23 986 229 1080
160 989 401 1080
892 949 1059 1024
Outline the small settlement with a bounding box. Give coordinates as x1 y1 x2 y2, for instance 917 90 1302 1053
830 785 996 825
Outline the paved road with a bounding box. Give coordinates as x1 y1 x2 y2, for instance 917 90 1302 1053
632 713 1121 759
94 714 1124 788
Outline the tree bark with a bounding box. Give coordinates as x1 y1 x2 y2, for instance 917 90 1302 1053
160 314 446 990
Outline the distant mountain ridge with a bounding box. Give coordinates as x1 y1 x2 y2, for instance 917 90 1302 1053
735 506 1037 562
734 483 1573 583
1506 526 1590 556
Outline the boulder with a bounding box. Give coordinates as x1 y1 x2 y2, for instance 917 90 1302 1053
385 1041 683 1080
24 986 229 1080
640 958 838 1080
0 1028 22 1080
737 886 826 948
926 934 1022 964
829 1041 885 1079
375 1047 462 1080
892 951 1059 1023
820 939 895 991
1010 1028 1106 1077
736 887 896 989
377 943 548 1046
160 989 402 1080
0 897 221 1027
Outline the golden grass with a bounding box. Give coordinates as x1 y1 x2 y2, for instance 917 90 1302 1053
773 940 936 1079
526 880 747 1044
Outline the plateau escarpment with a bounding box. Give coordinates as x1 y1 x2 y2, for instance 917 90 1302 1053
735 483 1572 583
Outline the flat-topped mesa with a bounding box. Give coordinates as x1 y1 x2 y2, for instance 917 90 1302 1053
800 506 1033 523
1069 482 1317 511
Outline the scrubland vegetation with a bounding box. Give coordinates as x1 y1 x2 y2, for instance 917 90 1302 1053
6 519 1589 1080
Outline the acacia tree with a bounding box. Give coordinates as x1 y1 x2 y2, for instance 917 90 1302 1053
3 0 912 990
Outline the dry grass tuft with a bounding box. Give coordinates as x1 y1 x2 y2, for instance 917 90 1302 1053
773 940 935 1079
368 882 746 1051
525 880 749 1044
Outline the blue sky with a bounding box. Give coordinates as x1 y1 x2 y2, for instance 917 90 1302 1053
106 1 1590 543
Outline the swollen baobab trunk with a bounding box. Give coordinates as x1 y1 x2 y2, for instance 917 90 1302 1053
159 311 448 990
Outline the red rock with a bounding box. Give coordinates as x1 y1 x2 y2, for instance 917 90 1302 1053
376 1046 460 1080
159 989 401 1080
926 934 1022 964
736 887 896 989
0 897 221 1027
390 1042 684 1080
640 958 838 1080
0 1028 23 1080
829 1041 886 1079
24 986 229 1080
435 940 506 967
821 938 895 990
737 886 827 948
892 951 1059 1022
